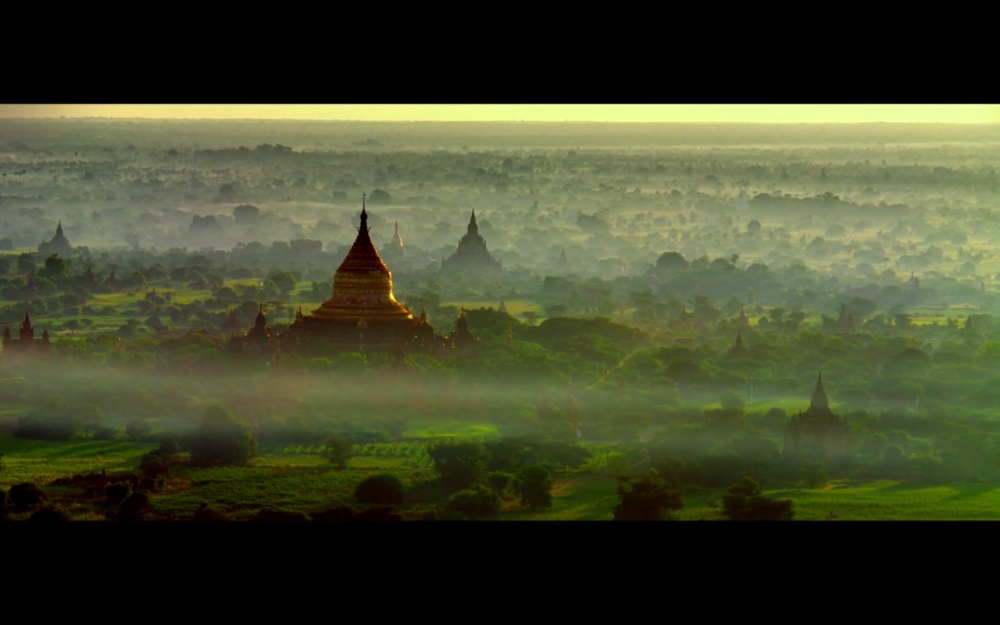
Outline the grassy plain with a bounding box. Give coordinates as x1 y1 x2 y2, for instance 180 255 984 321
4 432 1000 520
0 435 157 488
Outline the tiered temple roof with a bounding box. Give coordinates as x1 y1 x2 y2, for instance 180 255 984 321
441 210 502 277
38 221 72 257
285 195 444 354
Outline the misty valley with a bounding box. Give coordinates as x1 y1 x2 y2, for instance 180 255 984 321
1 119 999 521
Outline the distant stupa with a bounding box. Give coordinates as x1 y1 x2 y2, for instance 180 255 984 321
735 189 749 210
441 210 502 278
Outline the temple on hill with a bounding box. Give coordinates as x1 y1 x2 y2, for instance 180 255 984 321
283 196 445 355
441 210 502 278
784 373 851 460
38 221 73 257
2 313 51 361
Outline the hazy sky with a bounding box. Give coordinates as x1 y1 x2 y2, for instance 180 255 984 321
0 105 996 123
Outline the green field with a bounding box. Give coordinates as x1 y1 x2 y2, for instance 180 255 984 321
0 436 157 488
4 436 1000 521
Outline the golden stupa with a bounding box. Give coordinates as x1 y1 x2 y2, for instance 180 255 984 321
287 195 441 354
309 195 414 322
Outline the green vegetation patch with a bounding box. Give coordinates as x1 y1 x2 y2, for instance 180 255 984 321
764 479 1000 520
0 435 157 487
150 454 420 519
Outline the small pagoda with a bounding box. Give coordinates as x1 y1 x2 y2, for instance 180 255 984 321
784 373 851 460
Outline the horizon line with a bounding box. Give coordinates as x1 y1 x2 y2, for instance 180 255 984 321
1 117 996 125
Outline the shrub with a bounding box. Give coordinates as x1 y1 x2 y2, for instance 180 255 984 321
92 425 118 441
354 474 405 505
354 507 404 521
447 486 501 520
429 440 491 491
512 464 554 509
120 492 152 521
8 482 48 509
486 470 513 496
189 404 258 467
139 452 170 478
105 482 132 505
193 503 228 522
158 437 180 455
325 434 354 469
126 419 152 441
613 470 683 521
722 476 795 521
311 506 404 521
28 506 69 522
252 508 309 522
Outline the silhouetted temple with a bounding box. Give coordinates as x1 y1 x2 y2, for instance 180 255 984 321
106 269 122 292
82 265 98 289
556 248 570 272
284 196 444 355
736 307 749 327
728 332 750 358
38 221 72 257
230 304 274 354
449 308 479 355
222 308 242 335
836 304 857 332
784 373 851 459
441 210 502 278
2 313 51 361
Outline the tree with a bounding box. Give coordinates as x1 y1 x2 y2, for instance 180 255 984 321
429 440 491 491
656 251 689 272
126 419 152 441
120 492 152 521
447 485 501 520
189 403 258 467
354 474 404 505
28 506 69 522
267 270 298 296
233 204 261 225
721 476 795 521
613 469 683 520
325 434 354 469
512 464 554 509
368 189 392 205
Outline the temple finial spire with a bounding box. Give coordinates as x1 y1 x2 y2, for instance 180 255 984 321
810 372 829 410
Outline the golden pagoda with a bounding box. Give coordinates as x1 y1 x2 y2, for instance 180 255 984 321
287 195 442 354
